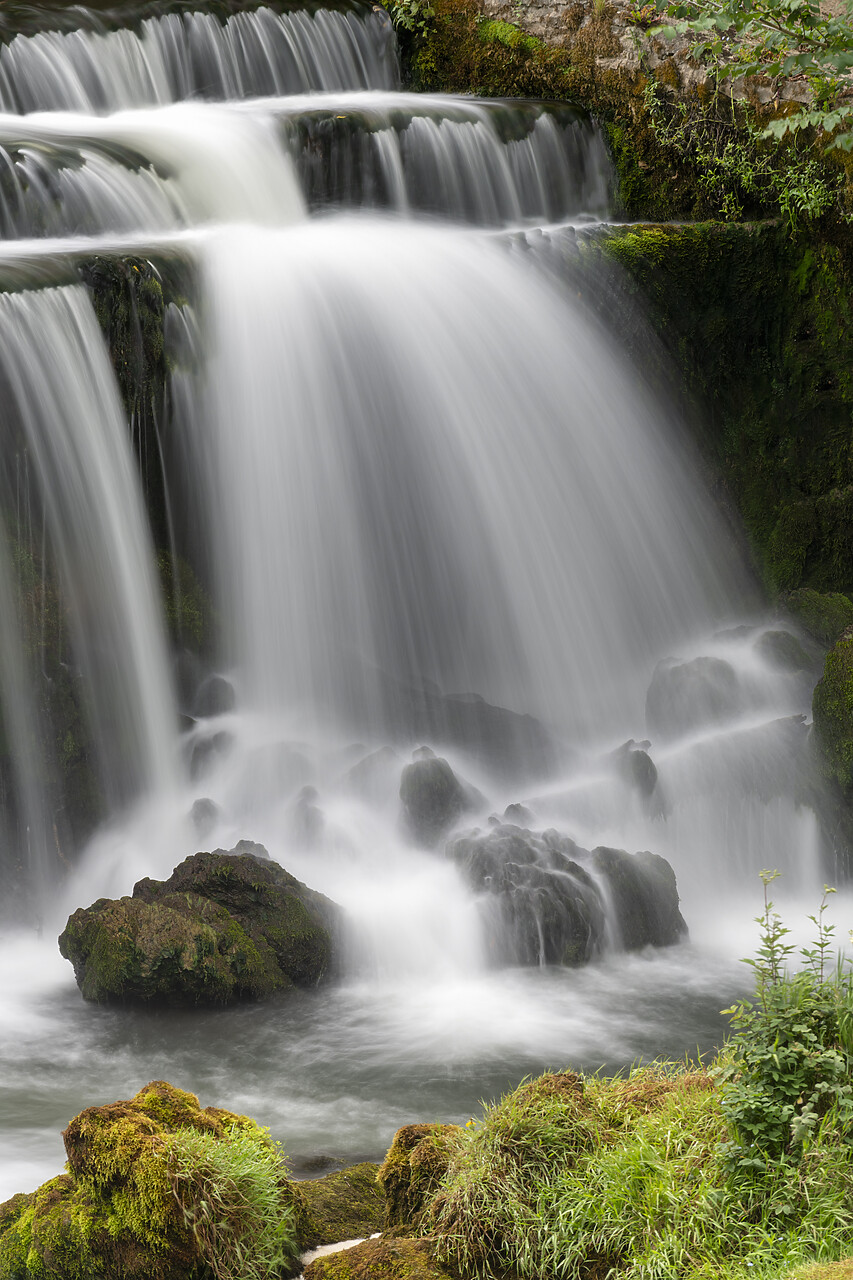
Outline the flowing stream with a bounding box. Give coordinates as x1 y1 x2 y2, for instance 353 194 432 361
0 0 840 1199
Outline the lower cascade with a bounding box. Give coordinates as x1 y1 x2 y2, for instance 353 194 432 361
0 0 842 1207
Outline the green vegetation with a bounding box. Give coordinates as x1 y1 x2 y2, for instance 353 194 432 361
814 629 853 792
0 1081 302 1280
367 878 853 1280
659 0 853 151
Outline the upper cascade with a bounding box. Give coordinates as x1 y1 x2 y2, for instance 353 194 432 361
0 3 399 114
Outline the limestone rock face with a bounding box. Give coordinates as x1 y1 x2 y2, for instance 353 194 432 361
59 845 341 1005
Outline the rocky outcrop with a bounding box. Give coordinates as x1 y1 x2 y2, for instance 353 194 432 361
448 823 686 965
58 844 341 1005
399 750 482 847
591 846 687 949
377 1124 462 1231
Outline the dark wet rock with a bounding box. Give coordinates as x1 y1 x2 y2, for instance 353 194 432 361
0 1080 304 1280
754 629 811 672
646 656 743 740
448 824 607 966
292 785 324 845
189 728 233 779
591 846 687 949
190 796 220 838
612 739 658 799
59 845 340 1005
503 801 535 824
449 824 686 964
300 1162 385 1249
340 745 402 807
399 753 482 847
193 673 235 717
380 672 559 781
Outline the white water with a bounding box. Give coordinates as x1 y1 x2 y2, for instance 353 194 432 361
0 0 840 1201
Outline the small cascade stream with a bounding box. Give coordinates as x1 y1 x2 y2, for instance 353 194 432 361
0 0 842 1200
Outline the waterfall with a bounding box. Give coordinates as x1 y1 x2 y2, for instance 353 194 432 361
0 0 835 1202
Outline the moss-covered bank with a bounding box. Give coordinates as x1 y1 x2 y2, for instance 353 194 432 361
579 221 853 599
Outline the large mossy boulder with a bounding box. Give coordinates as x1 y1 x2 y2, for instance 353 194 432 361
813 628 853 794
0 1080 304 1280
59 845 341 1005
447 824 686 964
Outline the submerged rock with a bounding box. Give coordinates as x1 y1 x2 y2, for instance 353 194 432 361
399 750 481 847
448 824 686 965
753 629 811 672
59 845 341 1005
0 1080 304 1280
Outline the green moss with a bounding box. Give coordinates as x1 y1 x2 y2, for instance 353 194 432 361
0 1082 301 1280
304 1237 456 1280
786 589 853 645
589 222 853 596
58 894 281 1005
378 1126 463 1231
156 551 214 654
299 1162 385 1248
813 629 853 792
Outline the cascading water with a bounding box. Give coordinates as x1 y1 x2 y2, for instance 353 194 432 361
0 0 841 1201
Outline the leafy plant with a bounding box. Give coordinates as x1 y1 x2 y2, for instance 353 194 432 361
642 77 839 226
654 0 853 150
717 872 853 1173
380 0 434 37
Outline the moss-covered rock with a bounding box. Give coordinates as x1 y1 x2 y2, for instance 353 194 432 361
588 223 853 599
300 1162 385 1248
0 1080 301 1280
378 1125 462 1231
304 1237 457 1280
813 629 853 794
58 845 342 1005
786 589 853 647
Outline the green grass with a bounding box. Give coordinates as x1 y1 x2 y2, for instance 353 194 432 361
169 1121 299 1280
419 884 853 1280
